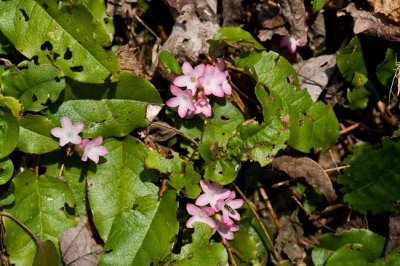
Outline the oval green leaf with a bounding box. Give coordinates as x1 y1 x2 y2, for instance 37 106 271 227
0 105 19 159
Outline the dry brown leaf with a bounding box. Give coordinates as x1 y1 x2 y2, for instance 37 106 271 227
294 54 336 101
161 3 220 61
368 0 400 23
60 221 103 266
386 214 400 254
222 0 245 27
272 155 337 203
275 208 306 264
278 0 308 46
338 3 400 42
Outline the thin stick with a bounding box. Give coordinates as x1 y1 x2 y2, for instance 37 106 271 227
132 12 161 43
324 165 350 172
339 122 360 135
233 183 282 263
258 187 281 229
222 240 237 266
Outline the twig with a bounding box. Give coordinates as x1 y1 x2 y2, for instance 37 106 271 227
222 240 237 266
132 12 161 43
258 187 281 229
233 183 282 263
339 122 360 135
324 165 350 172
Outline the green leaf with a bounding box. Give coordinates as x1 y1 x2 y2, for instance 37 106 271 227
145 150 201 199
212 27 264 50
237 51 339 153
202 99 244 147
337 36 367 83
52 98 160 138
0 191 15 207
229 119 289 167
84 0 114 42
42 150 87 216
347 72 371 110
170 223 228 265
4 170 76 266
325 244 369 266
64 71 162 102
33 240 59 266
1 62 65 111
338 139 400 214
0 0 119 83
376 48 396 88
288 102 339 152
317 229 386 262
199 140 241 185
100 190 179 265
372 246 400 266
159 50 182 74
0 95 22 117
0 157 14 185
88 136 158 240
17 115 59 154
312 0 327 12
312 247 332 266
0 105 19 159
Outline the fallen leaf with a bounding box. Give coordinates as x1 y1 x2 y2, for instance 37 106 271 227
279 0 308 46
386 214 400 254
161 3 220 61
275 208 306 264
221 0 245 26
294 54 336 101
368 0 400 23
338 3 400 42
60 221 103 266
272 155 337 203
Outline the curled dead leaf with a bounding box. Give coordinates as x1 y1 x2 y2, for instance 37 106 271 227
60 221 103 266
272 155 337 203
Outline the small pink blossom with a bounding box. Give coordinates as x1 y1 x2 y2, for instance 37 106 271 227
51 116 84 146
216 191 243 227
199 65 226 97
216 221 239 241
194 92 212 117
81 136 108 164
186 203 216 229
166 85 196 118
173 62 205 93
195 180 232 210
279 36 299 54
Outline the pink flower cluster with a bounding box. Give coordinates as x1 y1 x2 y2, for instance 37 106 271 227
166 60 232 118
186 180 243 241
51 116 108 164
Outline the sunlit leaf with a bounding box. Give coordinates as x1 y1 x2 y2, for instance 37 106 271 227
0 105 19 159
1 62 65 111
170 223 228 265
159 50 182 74
17 115 59 154
4 170 76 265
0 0 119 83
88 136 158 240
212 27 264 50
0 157 13 185
100 190 179 265
145 150 201 199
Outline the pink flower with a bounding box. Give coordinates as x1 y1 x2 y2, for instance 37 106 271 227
173 62 205 93
81 136 108 164
195 180 232 210
51 116 84 146
186 203 216 229
279 36 299 54
199 65 227 97
194 92 212 117
216 221 239 241
166 85 196 118
216 191 243 227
